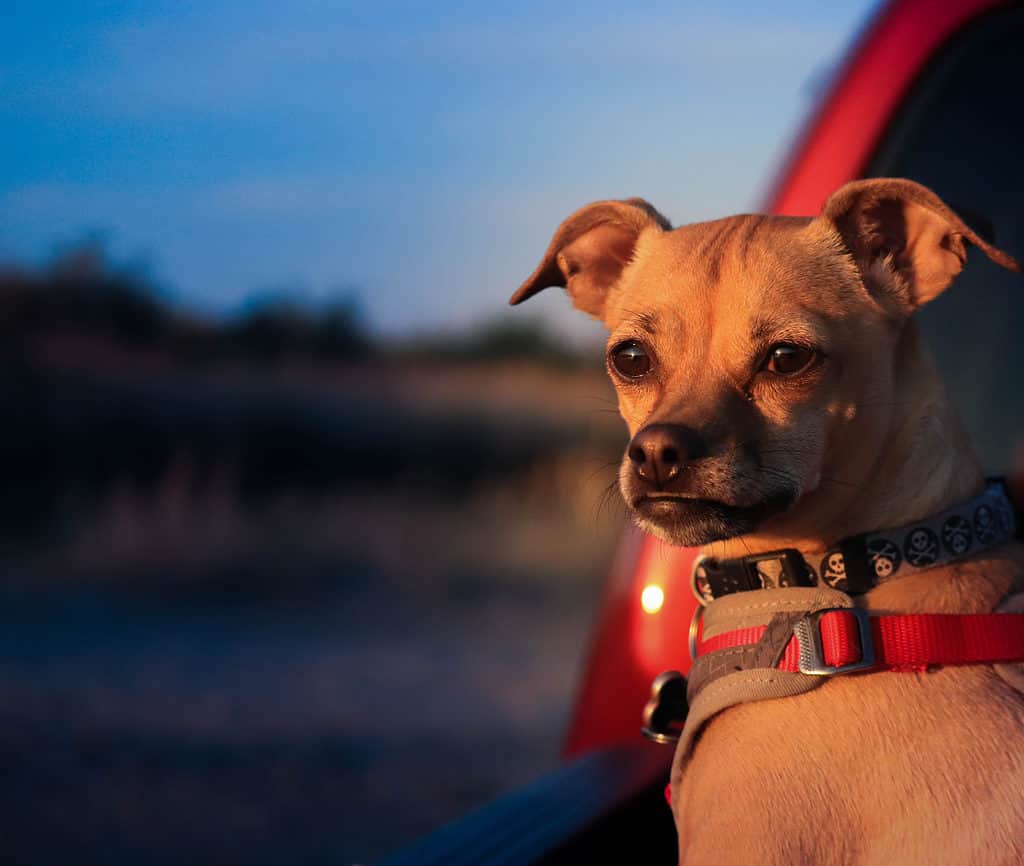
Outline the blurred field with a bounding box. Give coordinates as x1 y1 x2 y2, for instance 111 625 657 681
0 249 630 864
3 354 625 589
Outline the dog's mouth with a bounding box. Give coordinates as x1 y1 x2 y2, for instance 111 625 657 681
631 491 797 546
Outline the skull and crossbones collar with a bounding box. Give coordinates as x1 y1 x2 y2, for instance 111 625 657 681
691 478 1019 603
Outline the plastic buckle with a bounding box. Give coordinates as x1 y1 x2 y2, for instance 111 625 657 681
794 607 876 676
742 548 816 588
695 548 815 600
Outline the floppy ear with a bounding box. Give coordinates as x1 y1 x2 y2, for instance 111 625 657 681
820 178 1020 312
509 198 671 320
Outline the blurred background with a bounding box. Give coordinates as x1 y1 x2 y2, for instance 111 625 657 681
1 2 875 863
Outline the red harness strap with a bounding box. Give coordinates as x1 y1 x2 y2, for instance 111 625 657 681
698 610 1024 673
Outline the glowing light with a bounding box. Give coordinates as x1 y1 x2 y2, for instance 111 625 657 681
640 583 665 615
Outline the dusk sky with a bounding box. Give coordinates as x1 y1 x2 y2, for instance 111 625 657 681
2 0 875 339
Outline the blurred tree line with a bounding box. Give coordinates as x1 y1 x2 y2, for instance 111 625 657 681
1 241 371 364
0 241 615 572
0 240 587 367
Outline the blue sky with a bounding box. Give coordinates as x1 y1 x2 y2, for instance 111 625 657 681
1 0 875 339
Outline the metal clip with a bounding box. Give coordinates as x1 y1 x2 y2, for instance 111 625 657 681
641 670 689 745
794 607 876 676
690 554 712 606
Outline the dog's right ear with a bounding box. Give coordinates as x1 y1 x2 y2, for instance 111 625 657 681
509 198 671 320
820 178 1020 314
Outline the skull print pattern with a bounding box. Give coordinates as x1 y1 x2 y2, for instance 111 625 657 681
693 480 1018 602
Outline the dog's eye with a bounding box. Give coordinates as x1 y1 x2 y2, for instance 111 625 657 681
609 340 651 379
764 343 816 375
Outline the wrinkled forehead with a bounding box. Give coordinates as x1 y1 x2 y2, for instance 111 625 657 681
603 214 857 337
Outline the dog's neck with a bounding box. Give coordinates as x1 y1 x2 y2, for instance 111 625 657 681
704 321 985 563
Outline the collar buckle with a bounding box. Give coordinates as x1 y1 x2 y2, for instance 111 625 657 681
795 607 876 676
698 548 815 601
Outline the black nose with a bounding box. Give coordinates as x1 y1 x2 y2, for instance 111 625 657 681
628 424 706 487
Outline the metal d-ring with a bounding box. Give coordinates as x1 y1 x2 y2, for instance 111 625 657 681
690 554 712 606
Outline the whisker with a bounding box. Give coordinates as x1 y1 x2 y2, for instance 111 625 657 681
818 476 859 489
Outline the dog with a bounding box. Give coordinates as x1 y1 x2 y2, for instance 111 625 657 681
511 178 1024 865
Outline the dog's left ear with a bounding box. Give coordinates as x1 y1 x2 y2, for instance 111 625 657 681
821 178 1020 312
509 198 671 320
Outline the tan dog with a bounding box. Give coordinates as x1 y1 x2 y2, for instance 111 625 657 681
511 179 1024 865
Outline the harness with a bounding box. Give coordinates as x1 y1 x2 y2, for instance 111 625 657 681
642 479 1024 771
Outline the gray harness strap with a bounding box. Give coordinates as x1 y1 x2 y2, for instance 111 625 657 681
686 609 805 698
670 586 856 797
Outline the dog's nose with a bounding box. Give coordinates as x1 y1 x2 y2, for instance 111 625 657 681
628 424 706 487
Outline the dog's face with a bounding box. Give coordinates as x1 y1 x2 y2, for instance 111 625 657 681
596 214 889 545
511 180 1019 546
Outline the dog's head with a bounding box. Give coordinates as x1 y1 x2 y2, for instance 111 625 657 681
511 179 1020 546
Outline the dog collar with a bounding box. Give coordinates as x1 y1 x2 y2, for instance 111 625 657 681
691 478 1018 603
